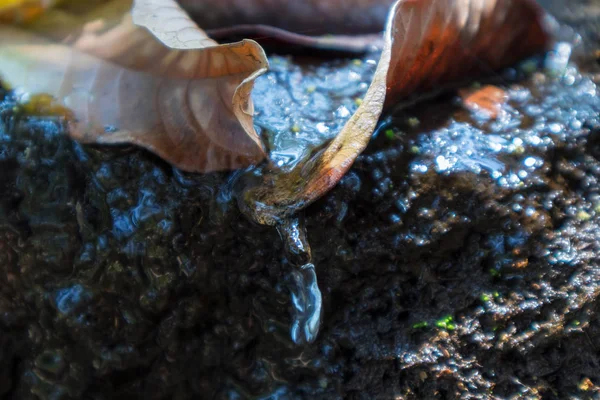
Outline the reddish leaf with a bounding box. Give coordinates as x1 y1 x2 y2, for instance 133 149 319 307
384 0 549 107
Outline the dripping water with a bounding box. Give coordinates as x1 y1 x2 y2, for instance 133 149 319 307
276 217 322 345
288 263 321 344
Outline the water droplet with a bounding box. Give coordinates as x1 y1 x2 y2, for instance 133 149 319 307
435 155 452 172
55 284 88 315
316 123 329 134
548 123 562 134
570 119 582 129
336 106 350 118
524 157 538 168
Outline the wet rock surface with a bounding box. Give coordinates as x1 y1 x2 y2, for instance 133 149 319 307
1 1 600 399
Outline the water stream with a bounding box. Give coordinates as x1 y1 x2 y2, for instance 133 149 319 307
276 217 322 344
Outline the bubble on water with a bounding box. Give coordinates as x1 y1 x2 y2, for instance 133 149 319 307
524 157 538 168
570 119 583 130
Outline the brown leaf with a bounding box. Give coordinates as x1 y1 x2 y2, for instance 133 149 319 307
0 0 268 173
206 25 384 55
384 0 549 107
240 0 551 225
183 0 395 53
181 0 395 35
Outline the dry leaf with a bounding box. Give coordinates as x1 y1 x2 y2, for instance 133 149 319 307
206 25 384 54
459 85 508 118
240 0 551 225
0 0 268 172
181 0 395 35
184 0 395 53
